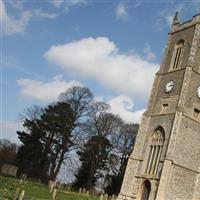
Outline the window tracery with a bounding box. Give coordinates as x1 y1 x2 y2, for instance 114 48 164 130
145 128 164 176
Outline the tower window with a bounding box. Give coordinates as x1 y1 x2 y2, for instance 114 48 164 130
161 103 169 114
193 108 200 119
170 40 185 70
145 128 164 176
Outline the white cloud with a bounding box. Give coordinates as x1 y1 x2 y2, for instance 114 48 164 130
0 0 32 35
1 0 88 36
52 0 64 8
33 9 58 19
44 37 158 100
0 121 23 143
108 95 144 123
16 75 144 123
17 75 82 102
143 43 156 61
68 0 86 5
116 2 128 20
52 0 86 9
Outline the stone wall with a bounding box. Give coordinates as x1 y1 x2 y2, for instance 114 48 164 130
1 163 18 177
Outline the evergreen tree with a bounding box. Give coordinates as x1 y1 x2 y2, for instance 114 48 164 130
17 102 75 182
17 86 94 182
17 116 49 182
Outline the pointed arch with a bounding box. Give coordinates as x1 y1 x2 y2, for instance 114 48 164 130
145 127 165 175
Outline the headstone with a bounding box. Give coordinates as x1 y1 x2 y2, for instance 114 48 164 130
22 174 27 181
50 181 55 193
52 188 57 200
86 190 90 195
82 188 86 193
19 174 27 184
79 187 82 193
103 193 108 200
18 190 25 200
100 193 104 200
13 187 20 200
48 180 52 189
19 179 23 184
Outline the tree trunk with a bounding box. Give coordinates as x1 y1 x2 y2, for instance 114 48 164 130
50 149 65 181
86 159 96 189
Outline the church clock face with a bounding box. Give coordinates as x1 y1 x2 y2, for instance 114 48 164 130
165 81 174 93
197 86 200 98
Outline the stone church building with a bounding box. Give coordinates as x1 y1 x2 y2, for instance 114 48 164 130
117 12 200 200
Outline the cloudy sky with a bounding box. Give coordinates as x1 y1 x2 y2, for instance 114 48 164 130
1 0 200 143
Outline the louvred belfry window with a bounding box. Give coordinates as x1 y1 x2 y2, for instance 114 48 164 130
170 40 185 70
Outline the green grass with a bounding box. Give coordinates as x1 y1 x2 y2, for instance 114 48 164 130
0 174 99 200
57 192 99 200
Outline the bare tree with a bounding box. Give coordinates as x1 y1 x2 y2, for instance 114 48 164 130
73 101 122 189
0 139 18 166
59 86 93 121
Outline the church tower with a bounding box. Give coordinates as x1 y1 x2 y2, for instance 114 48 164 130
117 13 200 200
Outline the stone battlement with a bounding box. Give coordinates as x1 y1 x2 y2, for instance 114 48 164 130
171 12 200 33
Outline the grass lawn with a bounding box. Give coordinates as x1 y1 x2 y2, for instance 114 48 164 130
57 192 99 200
0 174 99 200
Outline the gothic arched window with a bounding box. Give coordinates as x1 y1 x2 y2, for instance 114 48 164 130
170 40 185 70
145 127 164 176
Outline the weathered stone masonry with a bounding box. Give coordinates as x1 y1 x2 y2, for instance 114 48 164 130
117 12 200 200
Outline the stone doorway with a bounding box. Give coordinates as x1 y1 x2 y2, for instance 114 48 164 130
140 180 151 200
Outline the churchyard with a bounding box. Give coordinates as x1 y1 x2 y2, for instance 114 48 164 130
0 174 99 200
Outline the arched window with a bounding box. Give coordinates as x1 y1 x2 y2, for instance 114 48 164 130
145 127 164 175
170 40 185 70
140 180 151 200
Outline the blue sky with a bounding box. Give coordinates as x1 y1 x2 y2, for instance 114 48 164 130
1 0 200 143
